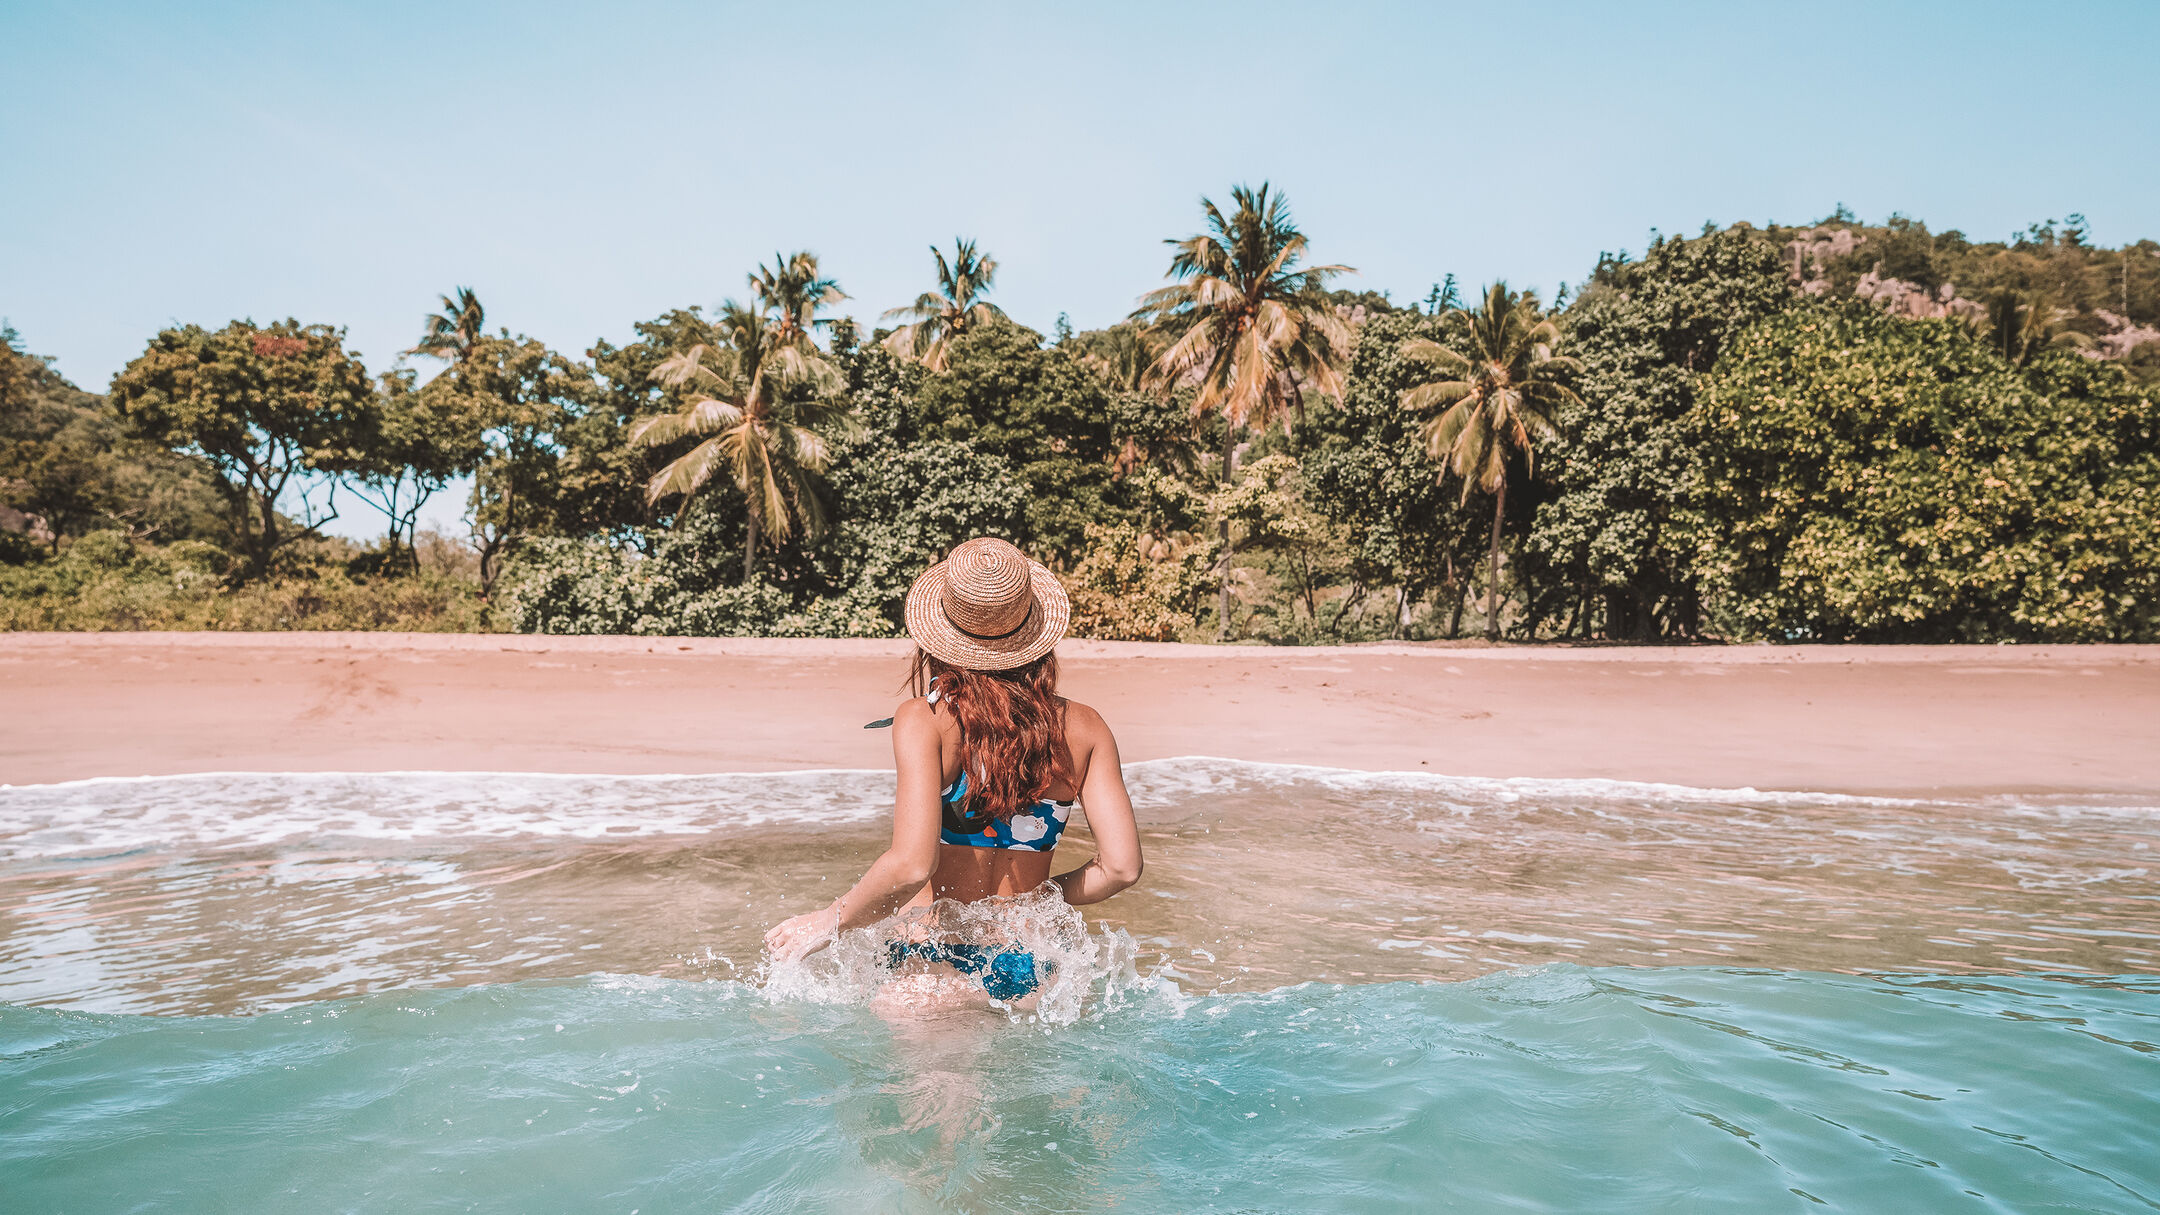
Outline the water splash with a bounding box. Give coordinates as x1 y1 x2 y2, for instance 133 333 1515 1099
759 885 1158 1027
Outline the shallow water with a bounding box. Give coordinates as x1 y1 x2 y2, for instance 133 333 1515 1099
3 761 2158 1211
4 969 2156 1212
2 762 2154 1014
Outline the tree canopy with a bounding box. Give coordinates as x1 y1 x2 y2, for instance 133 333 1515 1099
9 202 2158 642
1687 302 2159 642
108 320 377 577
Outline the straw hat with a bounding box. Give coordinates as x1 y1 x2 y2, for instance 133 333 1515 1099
905 537 1070 671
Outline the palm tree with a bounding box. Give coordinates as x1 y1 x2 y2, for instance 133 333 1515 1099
631 302 848 580
409 287 487 364
1400 282 1580 640
1984 288 2093 364
1130 182 1354 637
881 239 1006 371
750 251 847 351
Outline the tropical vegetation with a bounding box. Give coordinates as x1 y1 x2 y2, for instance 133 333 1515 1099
5 195 2157 642
1400 282 1580 639
881 240 1007 373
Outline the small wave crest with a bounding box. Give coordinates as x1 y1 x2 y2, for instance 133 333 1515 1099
0 769 899 860
10 759 2122 862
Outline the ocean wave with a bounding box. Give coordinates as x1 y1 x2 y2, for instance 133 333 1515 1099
2 759 2150 860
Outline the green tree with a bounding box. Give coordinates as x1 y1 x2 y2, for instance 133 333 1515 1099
881 239 1007 372
348 366 489 570
1400 283 1580 639
1533 229 1795 638
1132 182 1354 636
0 323 34 420
1983 288 2094 365
1303 310 1488 638
109 320 377 579
2 328 143 553
750 251 848 352
1065 321 1205 477
583 307 753 548
1686 302 2160 642
792 338 1025 632
1065 320 1156 394
1061 522 1213 641
1202 452 1347 638
910 320 1120 561
462 335 600 591
632 303 849 579
504 342 1028 638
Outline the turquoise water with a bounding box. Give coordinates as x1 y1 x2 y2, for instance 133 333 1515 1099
5 764 2159 1211
4 967 2156 1212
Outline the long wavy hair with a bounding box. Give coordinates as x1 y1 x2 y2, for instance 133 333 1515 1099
909 648 1073 820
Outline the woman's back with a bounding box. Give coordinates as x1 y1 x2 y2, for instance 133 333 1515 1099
905 692 1126 906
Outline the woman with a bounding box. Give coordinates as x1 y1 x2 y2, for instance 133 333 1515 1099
764 537 1144 1005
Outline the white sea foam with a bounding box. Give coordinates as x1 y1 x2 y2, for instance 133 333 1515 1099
1121 756 1938 810
0 759 2147 861
0 769 897 860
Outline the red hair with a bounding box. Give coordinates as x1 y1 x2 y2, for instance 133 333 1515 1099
909 648 1074 820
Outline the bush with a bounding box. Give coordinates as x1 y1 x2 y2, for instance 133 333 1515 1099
0 531 493 631
498 511 831 637
1062 523 1214 642
500 436 1032 637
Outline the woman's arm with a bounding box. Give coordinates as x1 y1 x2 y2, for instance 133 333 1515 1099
1053 713 1144 906
765 698 944 962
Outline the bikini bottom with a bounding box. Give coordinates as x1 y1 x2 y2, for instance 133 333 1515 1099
884 939 1045 1002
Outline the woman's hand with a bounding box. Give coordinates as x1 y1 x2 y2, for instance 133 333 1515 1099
764 903 840 964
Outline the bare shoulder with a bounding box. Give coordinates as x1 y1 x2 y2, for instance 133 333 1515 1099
891 695 939 737
1059 698 1115 745
894 694 959 741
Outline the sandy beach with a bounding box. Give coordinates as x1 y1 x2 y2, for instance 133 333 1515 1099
4 632 2156 794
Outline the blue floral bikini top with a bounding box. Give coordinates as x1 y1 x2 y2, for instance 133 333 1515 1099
927 682 1075 853
938 771 1074 851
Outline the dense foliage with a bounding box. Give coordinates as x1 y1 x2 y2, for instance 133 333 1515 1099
1686 304 2159 642
5 201 2157 642
1529 230 1799 638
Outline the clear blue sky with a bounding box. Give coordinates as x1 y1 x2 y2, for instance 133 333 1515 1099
6 0 2157 533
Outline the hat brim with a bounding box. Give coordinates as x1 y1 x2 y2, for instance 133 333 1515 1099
905 557 1070 671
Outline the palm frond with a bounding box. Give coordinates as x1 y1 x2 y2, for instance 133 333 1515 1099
645 435 729 504
1402 380 1472 414
652 343 737 391
685 398 747 433
629 410 696 448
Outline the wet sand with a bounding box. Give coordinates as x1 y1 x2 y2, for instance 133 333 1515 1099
4 633 2156 795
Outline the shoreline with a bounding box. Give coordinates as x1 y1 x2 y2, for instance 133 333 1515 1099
5 632 2158 795
7 629 2155 663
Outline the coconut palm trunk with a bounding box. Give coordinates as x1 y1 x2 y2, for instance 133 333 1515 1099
1216 422 1238 640
1486 477 1506 641
744 504 760 582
